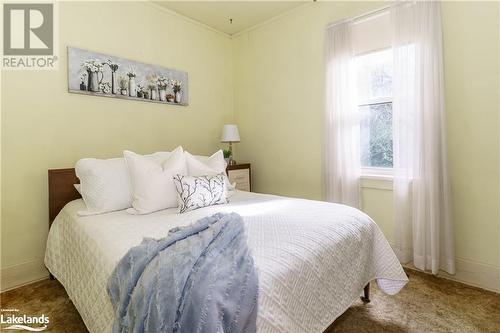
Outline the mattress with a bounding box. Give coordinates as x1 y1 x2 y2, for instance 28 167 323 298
45 191 408 333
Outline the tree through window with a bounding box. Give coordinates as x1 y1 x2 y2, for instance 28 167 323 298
355 48 393 169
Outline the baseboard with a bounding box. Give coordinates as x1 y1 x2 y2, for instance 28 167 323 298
402 258 500 293
438 258 500 293
1 259 49 292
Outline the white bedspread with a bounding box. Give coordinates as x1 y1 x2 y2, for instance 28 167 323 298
45 191 408 333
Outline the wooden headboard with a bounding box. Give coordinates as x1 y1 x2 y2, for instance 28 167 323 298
48 168 80 225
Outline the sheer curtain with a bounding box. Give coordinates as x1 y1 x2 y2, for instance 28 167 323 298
392 1 455 274
324 21 361 208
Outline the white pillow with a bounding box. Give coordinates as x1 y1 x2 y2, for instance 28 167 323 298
147 151 174 164
75 148 180 216
124 146 187 214
185 150 226 176
173 173 228 213
185 150 236 197
76 157 133 216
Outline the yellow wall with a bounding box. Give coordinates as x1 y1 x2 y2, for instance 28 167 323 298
233 1 500 288
1 1 233 290
2 1 499 292
442 1 499 270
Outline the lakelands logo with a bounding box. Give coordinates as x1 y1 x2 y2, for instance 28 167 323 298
2 1 59 70
1 309 49 331
0 309 49 331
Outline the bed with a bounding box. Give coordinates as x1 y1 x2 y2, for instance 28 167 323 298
45 168 408 333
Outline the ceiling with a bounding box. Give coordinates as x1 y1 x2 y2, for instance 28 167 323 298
154 1 308 35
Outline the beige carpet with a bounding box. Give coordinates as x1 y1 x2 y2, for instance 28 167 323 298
1 269 499 332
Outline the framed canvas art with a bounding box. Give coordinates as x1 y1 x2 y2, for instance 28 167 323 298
67 47 188 106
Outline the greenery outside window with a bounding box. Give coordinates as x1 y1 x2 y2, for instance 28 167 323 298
355 48 393 176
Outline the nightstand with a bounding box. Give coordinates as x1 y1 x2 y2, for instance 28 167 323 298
226 163 251 192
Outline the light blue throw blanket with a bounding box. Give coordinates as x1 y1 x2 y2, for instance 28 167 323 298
107 213 258 333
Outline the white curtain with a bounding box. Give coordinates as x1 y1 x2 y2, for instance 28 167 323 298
392 1 455 274
324 21 361 208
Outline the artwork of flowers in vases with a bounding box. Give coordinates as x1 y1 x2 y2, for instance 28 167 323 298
67 47 188 106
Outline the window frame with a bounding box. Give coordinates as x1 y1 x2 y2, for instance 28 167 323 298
355 49 394 178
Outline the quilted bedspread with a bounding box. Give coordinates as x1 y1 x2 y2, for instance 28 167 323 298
45 191 408 333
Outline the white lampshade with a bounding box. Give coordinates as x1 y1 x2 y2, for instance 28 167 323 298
221 124 240 142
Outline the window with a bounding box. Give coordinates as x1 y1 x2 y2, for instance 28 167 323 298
355 48 393 174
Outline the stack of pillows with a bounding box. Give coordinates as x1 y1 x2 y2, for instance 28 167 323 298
75 147 233 216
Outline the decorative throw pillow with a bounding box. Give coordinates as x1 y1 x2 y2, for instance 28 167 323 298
173 173 228 213
124 146 187 214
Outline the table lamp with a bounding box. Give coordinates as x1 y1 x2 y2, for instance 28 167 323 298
221 124 240 165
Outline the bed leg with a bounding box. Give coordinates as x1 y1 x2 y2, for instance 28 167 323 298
360 282 370 303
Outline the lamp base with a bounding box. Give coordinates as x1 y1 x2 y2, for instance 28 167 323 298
229 157 237 165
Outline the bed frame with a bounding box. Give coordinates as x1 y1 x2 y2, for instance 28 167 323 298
48 168 81 226
47 167 371 303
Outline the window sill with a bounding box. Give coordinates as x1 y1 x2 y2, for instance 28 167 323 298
361 173 393 181
360 174 393 191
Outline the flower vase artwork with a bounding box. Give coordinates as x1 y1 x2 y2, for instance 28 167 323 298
111 72 117 94
175 91 182 103
137 84 144 98
172 80 182 104
146 74 158 101
157 76 169 102
82 60 103 92
159 89 166 101
99 82 111 94
80 73 87 91
118 76 128 96
128 77 136 97
69 47 188 106
127 66 137 97
88 71 98 92
106 60 120 94
90 71 103 92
